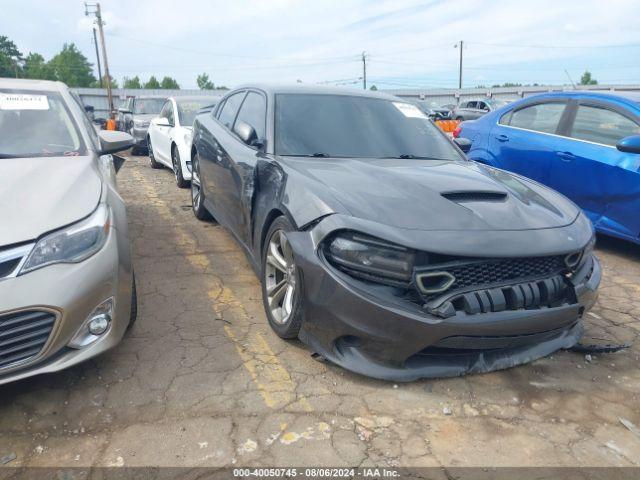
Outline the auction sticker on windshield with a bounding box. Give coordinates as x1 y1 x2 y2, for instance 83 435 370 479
0 93 50 110
393 102 427 119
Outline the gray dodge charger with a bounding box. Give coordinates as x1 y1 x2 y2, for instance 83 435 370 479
190 85 601 381
0 79 135 385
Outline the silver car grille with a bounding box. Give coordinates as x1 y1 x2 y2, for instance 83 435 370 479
0 243 33 279
0 309 57 370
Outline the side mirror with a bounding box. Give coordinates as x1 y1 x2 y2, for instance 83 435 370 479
155 117 172 127
454 137 472 153
98 130 135 155
234 120 262 148
616 135 640 154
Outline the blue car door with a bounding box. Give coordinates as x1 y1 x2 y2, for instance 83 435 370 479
548 100 640 240
487 100 569 185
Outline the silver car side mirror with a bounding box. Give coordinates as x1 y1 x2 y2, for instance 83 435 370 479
98 130 135 155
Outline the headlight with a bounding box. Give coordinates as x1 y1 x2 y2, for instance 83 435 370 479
20 204 111 274
324 232 415 287
134 119 149 128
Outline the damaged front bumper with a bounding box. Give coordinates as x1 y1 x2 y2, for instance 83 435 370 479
287 216 601 382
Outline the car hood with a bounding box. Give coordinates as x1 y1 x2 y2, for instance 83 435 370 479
0 156 102 246
279 157 579 231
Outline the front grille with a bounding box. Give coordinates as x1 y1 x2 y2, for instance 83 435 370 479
0 310 56 370
438 255 567 292
0 243 33 279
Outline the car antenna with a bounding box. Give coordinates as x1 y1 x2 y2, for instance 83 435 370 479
564 69 577 90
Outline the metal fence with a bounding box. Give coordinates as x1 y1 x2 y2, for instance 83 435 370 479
73 84 640 118
72 87 228 118
385 84 640 106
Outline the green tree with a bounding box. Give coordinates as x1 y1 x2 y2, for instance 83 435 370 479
91 74 118 88
123 75 142 89
22 52 54 80
144 75 160 88
580 70 598 85
197 72 214 90
160 76 180 89
0 35 23 78
48 43 95 87
369 84 378 91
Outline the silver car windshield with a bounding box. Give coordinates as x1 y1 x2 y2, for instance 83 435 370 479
0 89 85 158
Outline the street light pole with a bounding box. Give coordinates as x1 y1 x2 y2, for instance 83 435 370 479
456 40 464 90
362 51 367 90
92 27 103 88
85 2 114 118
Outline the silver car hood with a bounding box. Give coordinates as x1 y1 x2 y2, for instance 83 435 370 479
0 156 101 246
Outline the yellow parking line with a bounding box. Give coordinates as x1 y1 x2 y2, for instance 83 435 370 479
129 167 312 412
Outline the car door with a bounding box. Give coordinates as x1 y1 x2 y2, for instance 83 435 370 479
152 101 174 165
487 100 569 185
220 90 268 243
202 91 247 226
548 100 640 238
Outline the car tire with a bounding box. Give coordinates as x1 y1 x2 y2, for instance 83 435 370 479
148 136 161 169
172 145 188 188
127 271 138 331
261 216 304 339
191 152 212 221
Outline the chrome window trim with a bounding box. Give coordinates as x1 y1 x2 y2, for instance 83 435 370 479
497 123 617 150
0 306 62 374
0 243 35 280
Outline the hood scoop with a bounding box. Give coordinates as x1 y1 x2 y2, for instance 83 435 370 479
441 191 508 203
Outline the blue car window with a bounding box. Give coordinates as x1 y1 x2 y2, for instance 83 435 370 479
571 105 640 147
504 103 565 134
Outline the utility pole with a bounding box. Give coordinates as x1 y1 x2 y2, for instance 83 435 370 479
85 2 114 118
455 40 463 90
92 28 103 88
362 52 367 90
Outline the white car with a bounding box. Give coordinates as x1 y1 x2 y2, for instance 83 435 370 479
146 96 219 187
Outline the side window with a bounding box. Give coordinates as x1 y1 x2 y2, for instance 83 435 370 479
570 105 640 147
159 102 168 119
465 101 475 109
166 102 175 126
476 101 487 111
215 99 226 119
234 92 266 142
218 92 246 128
505 102 566 134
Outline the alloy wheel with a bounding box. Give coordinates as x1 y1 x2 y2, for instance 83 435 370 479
172 149 179 183
264 230 297 324
191 156 201 210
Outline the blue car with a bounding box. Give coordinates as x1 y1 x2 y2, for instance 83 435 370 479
457 92 640 244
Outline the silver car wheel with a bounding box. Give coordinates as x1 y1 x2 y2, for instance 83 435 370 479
191 157 201 209
265 230 297 325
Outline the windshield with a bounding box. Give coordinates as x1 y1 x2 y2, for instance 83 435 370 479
275 94 462 160
177 99 217 126
487 99 509 108
134 98 165 114
0 89 85 158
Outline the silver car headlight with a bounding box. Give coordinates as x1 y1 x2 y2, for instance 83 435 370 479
20 204 111 274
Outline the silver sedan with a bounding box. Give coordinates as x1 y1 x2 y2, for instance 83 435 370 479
0 79 135 385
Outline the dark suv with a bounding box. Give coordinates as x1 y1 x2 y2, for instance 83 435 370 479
116 96 167 154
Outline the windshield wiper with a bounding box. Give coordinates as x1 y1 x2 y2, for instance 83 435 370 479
381 154 452 160
281 152 331 158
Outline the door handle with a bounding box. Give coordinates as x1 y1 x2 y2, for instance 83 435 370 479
495 134 509 142
556 151 576 161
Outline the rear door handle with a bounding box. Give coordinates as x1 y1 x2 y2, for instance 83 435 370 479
556 151 576 161
495 134 509 142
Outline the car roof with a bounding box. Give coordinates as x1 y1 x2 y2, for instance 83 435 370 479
525 90 640 105
0 78 68 92
171 96 221 103
231 83 400 101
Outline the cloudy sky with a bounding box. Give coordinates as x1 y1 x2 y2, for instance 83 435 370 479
3 0 640 90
